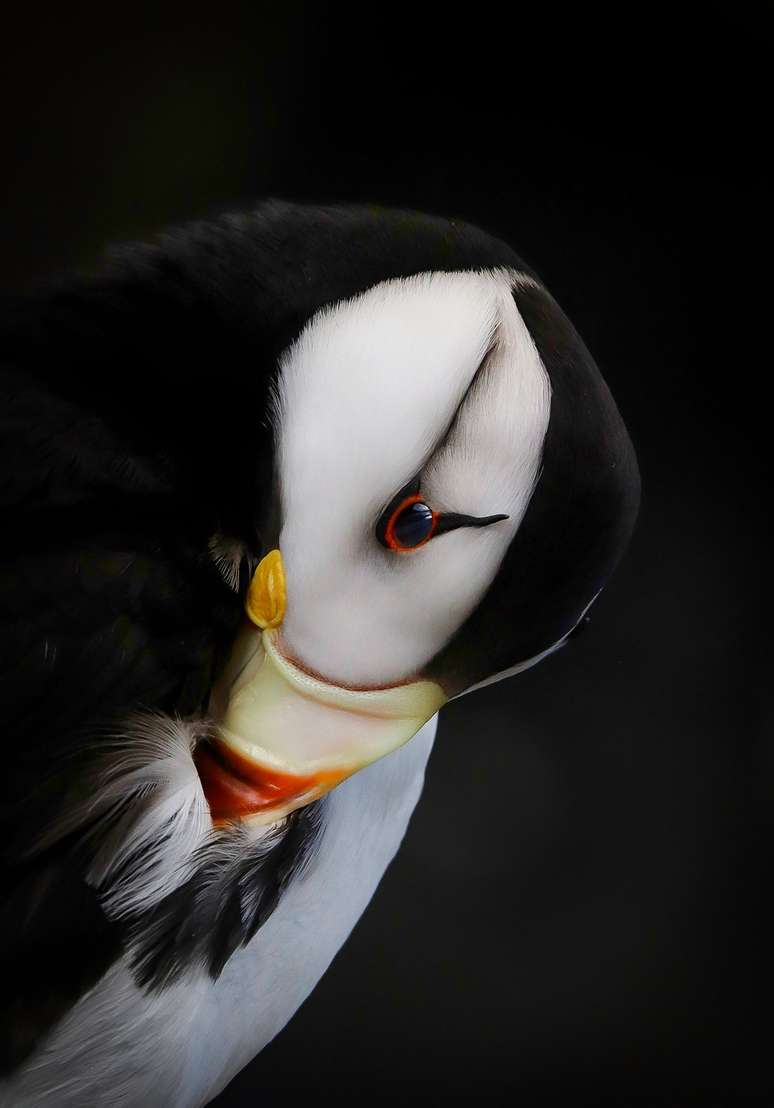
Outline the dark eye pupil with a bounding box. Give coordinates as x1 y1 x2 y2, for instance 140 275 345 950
393 502 434 547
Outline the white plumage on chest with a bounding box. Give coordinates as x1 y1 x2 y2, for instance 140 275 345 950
2 719 437 1108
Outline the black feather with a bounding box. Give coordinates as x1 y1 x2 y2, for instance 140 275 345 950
129 799 325 990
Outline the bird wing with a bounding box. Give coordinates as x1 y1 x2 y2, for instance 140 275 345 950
0 287 245 1073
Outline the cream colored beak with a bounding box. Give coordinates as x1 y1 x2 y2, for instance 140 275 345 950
196 551 447 824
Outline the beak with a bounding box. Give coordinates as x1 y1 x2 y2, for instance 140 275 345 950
196 550 447 824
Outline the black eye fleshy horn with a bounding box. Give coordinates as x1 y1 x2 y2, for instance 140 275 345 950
433 511 509 537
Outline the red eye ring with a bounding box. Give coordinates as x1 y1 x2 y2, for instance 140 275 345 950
383 494 439 552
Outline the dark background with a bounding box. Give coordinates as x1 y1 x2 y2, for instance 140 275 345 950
2 8 768 1103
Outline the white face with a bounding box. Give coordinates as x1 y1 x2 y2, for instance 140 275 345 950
273 269 551 688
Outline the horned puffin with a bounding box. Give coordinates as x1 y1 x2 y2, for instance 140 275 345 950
0 202 640 1106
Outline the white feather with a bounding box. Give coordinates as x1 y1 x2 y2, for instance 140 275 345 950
275 269 551 687
208 533 244 592
32 716 214 917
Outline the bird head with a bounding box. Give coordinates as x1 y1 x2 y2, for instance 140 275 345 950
195 255 640 824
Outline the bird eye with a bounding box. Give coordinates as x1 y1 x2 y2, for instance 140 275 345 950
376 477 510 553
381 494 438 552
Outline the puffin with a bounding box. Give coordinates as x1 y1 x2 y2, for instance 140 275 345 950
0 201 640 1106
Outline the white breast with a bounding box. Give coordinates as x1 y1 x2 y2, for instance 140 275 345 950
2 718 438 1108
